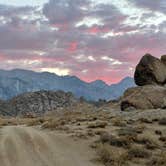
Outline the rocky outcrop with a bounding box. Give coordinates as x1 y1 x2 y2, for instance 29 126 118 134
0 90 78 116
134 54 166 86
121 54 166 111
161 55 166 64
0 99 13 116
121 85 166 111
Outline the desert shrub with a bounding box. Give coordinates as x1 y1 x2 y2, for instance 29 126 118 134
97 144 128 166
109 135 132 148
134 135 158 150
100 132 110 143
87 121 108 128
100 131 133 148
147 151 166 166
155 130 162 135
127 145 151 159
158 118 166 125
139 118 153 124
41 120 59 129
117 127 138 138
26 118 45 126
97 144 111 164
133 124 146 134
111 117 126 127
159 136 166 142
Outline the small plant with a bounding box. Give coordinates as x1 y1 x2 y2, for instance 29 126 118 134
100 132 110 143
139 118 152 124
117 127 137 137
87 121 108 128
97 144 128 166
158 118 166 125
147 151 166 166
159 136 166 142
127 145 151 159
111 117 126 127
134 135 158 150
155 130 162 135
41 119 59 129
109 135 131 148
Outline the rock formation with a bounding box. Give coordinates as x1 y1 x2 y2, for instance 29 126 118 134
0 90 78 116
121 54 166 111
134 54 166 86
121 85 166 111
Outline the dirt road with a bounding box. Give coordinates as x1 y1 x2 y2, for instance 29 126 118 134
0 126 102 166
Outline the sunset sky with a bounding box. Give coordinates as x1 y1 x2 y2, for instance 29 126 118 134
0 0 165 84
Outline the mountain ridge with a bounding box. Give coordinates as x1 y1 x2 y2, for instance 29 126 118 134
0 69 135 101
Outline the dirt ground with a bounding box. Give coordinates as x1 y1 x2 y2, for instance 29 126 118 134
0 109 165 166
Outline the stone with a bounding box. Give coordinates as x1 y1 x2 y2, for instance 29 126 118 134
134 54 166 86
121 85 166 111
161 55 166 64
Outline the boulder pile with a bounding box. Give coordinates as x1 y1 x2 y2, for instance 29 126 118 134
0 90 78 116
121 54 166 111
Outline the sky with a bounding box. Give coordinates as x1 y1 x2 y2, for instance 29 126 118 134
0 0 165 84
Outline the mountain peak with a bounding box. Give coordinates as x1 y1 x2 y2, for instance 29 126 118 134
90 80 108 87
0 69 135 101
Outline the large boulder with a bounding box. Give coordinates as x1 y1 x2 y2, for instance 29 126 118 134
161 55 166 65
121 85 166 111
134 54 166 86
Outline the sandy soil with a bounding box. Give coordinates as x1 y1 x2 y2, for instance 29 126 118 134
0 126 102 166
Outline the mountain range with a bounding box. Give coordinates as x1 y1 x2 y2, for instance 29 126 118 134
0 69 135 101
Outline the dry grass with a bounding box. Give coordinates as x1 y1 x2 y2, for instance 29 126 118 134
117 127 138 138
127 145 151 159
111 117 127 127
139 118 153 124
147 151 166 166
134 134 159 150
158 118 166 125
41 119 59 129
87 121 108 128
97 143 128 166
109 135 132 148
26 118 45 126
159 136 166 142
133 124 146 134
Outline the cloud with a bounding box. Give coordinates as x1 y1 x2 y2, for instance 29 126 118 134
43 0 89 27
130 0 166 13
0 0 165 84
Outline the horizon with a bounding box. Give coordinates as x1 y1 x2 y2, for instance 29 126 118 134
0 0 165 84
0 67 132 85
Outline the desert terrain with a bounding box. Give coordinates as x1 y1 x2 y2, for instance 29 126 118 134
0 108 165 166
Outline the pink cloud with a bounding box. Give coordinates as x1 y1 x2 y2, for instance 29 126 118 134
68 41 78 52
87 26 110 34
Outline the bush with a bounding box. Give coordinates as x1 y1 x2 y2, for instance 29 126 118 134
158 118 166 125
97 144 128 166
127 145 151 159
147 151 166 166
111 117 126 127
87 121 108 128
134 135 158 150
109 135 131 148
41 120 59 129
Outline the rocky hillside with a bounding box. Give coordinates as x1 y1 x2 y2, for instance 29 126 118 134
0 69 135 101
0 90 78 116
